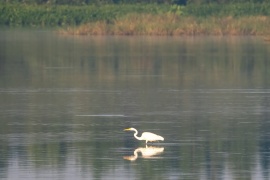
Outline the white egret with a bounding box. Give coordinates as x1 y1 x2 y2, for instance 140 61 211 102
124 127 164 144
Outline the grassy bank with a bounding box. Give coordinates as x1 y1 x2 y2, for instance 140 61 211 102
0 3 172 26
1 3 270 35
60 15 270 36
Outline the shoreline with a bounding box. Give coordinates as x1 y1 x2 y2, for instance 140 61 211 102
59 15 270 36
1 3 270 36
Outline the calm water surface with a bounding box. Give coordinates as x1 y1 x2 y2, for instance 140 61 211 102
0 29 270 179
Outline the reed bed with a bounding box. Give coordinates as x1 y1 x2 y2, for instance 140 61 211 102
60 14 270 36
1 3 270 36
0 3 171 26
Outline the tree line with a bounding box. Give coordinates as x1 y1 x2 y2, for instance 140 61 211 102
2 0 270 5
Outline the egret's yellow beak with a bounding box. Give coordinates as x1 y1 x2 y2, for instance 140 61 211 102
124 128 131 131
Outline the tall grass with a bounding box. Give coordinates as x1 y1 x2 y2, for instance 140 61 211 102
0 3 171 26
1 3 270 35
2 3 270 26
184 3 270 17
60 14 270 35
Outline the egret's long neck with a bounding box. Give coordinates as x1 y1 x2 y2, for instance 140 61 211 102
134 148 140 157
133 129 142 140
130 149 139 161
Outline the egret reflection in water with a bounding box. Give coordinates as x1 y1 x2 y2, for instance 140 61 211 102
123 146 165 161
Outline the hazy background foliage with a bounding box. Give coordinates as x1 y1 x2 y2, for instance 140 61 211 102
1 2 270 26
1 0 270 4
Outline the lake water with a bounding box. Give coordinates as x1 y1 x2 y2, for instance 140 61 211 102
0 29 270 179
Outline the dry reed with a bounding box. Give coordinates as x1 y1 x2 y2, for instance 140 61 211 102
60 14 270 36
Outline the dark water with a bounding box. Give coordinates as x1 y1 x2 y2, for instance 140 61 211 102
0 29 270 179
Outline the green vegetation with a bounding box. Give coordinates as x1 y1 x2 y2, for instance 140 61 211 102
60 15 270 35
1 2 270 35
185 2 270 17
2 0 270 5
0 3 173 26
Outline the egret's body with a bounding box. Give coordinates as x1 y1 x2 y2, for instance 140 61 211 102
124 127 164 144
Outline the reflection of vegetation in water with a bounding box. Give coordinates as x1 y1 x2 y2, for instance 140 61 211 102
0 139 9 179
1 32 270 178
6 34 268 89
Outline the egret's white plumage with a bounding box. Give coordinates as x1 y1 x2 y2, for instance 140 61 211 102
124 127 164 144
